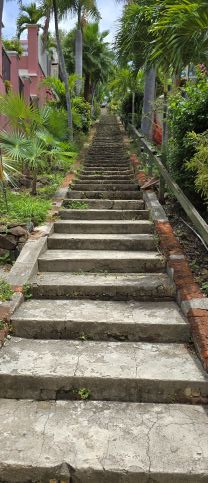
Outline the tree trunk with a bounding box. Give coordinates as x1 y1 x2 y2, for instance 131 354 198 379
132 91 135 126
141 66 156 140
0 1 3 38
84 72 91 102
31 171 37 196
53 0 73 141
75 29 83 96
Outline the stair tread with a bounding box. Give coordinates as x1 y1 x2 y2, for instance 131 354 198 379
55 219 151 225
12 299 187 326
1 338 206 384
0 400 208 482
40 250 163 260
49 233 153 240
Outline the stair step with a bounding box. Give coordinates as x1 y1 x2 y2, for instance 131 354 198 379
63 199 145 210
1 338 207 402
76 178 135 184
78 175 135 180
67 190 142 200
48 233 154 250
54 219 153 234
32 272 176 300
12 299 190 342
81 167 134 173
39 250 165 273
1 400 208 483
59 209 148 220
71 183 139 191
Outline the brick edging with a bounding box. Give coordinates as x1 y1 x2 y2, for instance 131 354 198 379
135 164 208 371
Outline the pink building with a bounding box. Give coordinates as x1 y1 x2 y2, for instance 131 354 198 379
0 24 58 106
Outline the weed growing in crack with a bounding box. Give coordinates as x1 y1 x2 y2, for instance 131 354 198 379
78 388 91 400
0 279 13 302
23 283 32 300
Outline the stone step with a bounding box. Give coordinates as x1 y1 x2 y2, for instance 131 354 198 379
71 183 139 192
0 338 207 403
84 162 130 167
32 272 176 300
63 199 145 210
67 191 143 200
78 175 135 181
59 209 148 220
48 233 155 251
81 167 134 173
54 220 153 234
12 299 190 342
38 250 165 273
77 178 135 183
1 400 208 483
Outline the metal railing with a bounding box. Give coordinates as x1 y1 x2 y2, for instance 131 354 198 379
128 123 208 247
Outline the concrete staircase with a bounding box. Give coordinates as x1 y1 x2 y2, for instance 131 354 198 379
1 113 208 482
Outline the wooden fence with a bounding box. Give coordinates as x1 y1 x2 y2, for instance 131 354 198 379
128 123 208 247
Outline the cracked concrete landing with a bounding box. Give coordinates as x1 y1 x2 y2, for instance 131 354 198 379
0 400 208 482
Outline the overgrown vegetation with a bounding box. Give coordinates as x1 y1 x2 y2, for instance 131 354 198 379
0 279 13 302
168 75 208 207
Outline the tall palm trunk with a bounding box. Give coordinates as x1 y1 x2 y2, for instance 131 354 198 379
84 72 91 102
0 1 3 37
75 7 83 96
53 0 73 141
141 66 156 140
132 91 135 126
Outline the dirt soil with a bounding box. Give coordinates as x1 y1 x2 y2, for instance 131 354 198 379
164 197 208 296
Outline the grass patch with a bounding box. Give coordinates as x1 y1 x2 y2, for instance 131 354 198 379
64 200 89 209
0 279 13 302
0 191 51 226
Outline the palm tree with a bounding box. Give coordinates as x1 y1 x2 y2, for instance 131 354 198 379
82 23 113 104
62 22 113 105
116 1 157 139
110 67 144 125
59 0 100 95
40 0 73 141
150 0 208 70
17 2 44 38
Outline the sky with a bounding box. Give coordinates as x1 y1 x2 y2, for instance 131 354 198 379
3 0 123 43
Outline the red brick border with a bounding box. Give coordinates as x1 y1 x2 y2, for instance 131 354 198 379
135 162 208 370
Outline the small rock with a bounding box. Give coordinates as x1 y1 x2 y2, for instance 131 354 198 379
9 226 28 237
0 234 17 250
18 236 28 243
0 226 7 234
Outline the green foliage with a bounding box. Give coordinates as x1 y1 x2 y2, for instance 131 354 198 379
0 279 13 302
72 97 91 132
0 251 11 266
64 200 88 209
120 92 144 129
0 191 51 225
0 95 77 198
78 388 91 400
167 76 208 203
185 131 208 202
3 38 23 56
17 2 44 38
22 284 32 300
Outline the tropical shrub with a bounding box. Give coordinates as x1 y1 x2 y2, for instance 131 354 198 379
120 91 144 129
168 75 208 203
3 38 23 56
0 94 76 197
72 97 91 133
185 131 208 203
